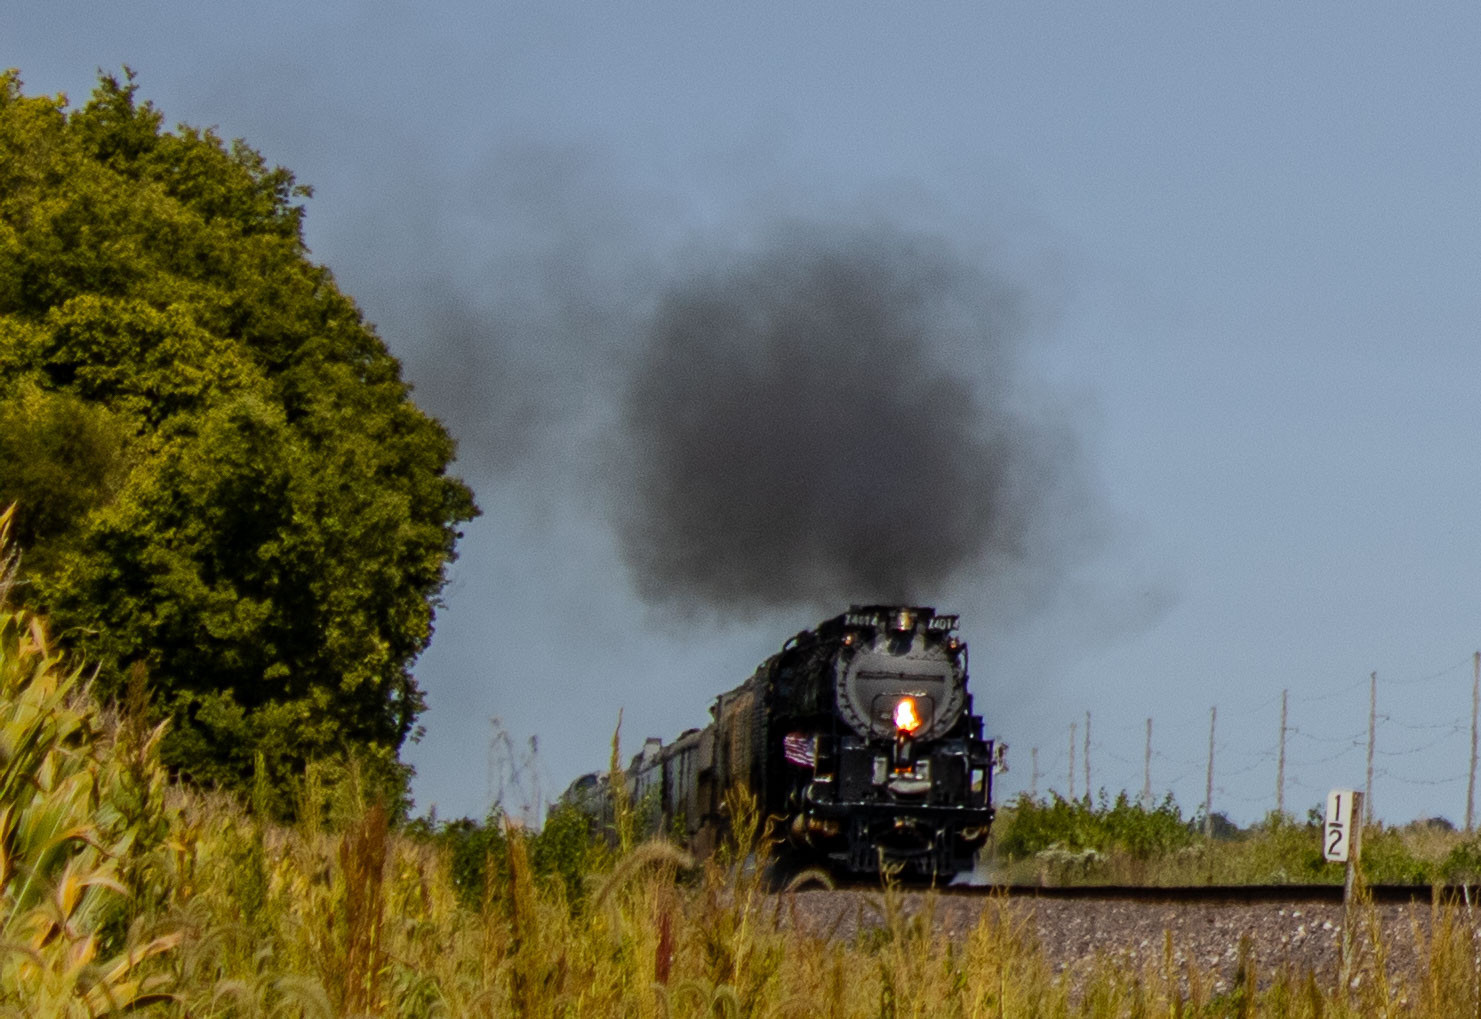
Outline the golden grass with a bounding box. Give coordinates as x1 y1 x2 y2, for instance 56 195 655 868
8 509 1481 1015
95 788 1481 1017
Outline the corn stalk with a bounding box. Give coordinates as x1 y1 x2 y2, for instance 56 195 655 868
0 506 178 1015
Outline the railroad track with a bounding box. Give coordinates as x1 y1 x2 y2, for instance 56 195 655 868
936 883 1479 904
804 880 1481 906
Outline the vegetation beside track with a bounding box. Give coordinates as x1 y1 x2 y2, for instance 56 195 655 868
7 506 1481 1014
5 589 1481 1015
986 791 1481 889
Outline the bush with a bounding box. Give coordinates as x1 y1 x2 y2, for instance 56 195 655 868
1441 837 1481 883
997 791 1194 860
1232 811 1333 884
531 801 600 905
1361 824 1440 885
410 802 602 913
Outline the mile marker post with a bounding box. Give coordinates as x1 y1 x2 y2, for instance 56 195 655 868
1324 788 1364 987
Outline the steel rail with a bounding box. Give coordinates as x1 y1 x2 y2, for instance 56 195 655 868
917 883 1481 905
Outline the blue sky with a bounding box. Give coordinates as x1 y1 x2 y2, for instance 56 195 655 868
10 3 1481 826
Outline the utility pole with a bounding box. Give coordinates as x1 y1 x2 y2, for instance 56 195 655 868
1276 689 1288 817
1142 717 1153 806
1204 706 1216 838
1469 652 1479 832
1083 711 1092 805
1365 672 1376 825
1068 722 1077 801
1030 747 1039 800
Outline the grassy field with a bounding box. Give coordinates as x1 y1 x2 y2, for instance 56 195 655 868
7 543 1481 1014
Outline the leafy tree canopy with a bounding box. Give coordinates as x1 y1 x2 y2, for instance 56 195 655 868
0 69 479 806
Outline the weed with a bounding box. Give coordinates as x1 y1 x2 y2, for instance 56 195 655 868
9 508 1481 1014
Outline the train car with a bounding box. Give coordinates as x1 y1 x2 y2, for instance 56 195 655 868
561 605 1001 880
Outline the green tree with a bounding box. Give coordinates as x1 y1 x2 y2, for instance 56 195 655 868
0 69 478 807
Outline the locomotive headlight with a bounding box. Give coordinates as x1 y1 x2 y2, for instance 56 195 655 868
894 697 922 734
891 609 915 633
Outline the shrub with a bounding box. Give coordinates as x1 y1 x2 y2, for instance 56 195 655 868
997 791 1194 860
1441 836 1481 883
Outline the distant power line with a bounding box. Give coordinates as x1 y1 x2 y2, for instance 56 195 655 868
1007 650 1481 828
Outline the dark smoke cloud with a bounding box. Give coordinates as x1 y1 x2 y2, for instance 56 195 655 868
369 142 664 487
614 223 1072 616
337 139 1093 620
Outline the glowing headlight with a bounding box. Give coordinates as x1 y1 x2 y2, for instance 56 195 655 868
894 697 922 734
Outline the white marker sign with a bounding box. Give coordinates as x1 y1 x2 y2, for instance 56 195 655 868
1324 788 1357 862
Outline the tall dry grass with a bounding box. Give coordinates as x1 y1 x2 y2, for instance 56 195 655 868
9 508 1481 1014
140 780 1481 1017
0 506 179 1016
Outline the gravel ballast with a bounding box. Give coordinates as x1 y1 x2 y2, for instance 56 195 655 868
785 888 1480 994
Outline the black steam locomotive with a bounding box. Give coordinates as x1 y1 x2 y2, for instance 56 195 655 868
563 605 1001 880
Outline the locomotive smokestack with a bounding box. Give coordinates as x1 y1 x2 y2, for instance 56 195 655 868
614 222 1074 617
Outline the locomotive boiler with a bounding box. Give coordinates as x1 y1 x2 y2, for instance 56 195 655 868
564 605 1001 880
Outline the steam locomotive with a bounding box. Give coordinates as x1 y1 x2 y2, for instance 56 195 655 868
562 605 1001 880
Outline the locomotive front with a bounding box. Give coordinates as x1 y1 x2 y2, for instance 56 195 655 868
772 605 997 878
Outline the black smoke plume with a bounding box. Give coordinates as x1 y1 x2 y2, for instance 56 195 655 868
614 223 1070 616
